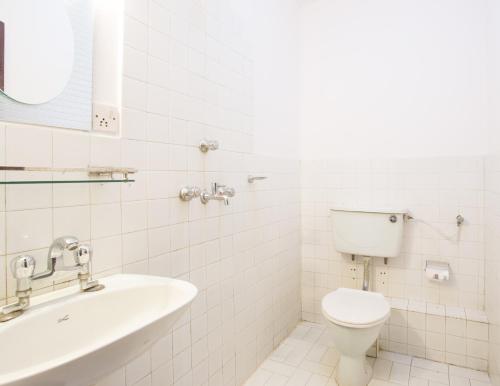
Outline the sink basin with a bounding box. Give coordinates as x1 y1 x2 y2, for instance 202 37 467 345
0 274 198 386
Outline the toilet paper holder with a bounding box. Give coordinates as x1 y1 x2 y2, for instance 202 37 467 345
425 260 450 282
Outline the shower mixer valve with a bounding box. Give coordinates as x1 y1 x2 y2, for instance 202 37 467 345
179 183 236 206
200 182 235 206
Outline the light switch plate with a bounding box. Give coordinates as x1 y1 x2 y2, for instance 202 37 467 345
92 104 120 135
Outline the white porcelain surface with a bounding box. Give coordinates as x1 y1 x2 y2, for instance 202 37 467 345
322 288 390 328
0 274 198 386
330 208 405 258
322 289 390 386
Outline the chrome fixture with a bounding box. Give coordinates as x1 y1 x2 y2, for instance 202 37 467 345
0 237 103 322
200 183 235 206
0 255 36 322
179 186 202 202
248 175 268 183
45 236 102 292
199 139 219 153
362 257 371 291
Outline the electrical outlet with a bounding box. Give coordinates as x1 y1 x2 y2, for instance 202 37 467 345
375 267 390 295
375 267 390 283
93 104 120 135
343 264 358 278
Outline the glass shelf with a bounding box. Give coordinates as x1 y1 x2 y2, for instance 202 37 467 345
0 179 135 185
0 165 137 185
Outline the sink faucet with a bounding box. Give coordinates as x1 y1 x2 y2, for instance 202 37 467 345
200 182 236 206
32 236 80 281
0 236 103 322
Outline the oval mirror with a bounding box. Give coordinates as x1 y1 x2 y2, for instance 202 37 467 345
0 0 74 105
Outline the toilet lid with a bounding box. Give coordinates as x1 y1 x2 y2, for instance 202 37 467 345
322 288 390 328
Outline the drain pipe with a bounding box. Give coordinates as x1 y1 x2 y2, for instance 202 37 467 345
362 257 371 291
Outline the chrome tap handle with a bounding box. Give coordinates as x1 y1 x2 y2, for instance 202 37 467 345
10 255 36 293
75 244 92 266
199 139 219 153
75 244 92 275
0 255 35 321
74 244 102 292
179 186 201 202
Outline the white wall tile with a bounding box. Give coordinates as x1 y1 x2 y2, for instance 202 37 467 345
6 125 52 167
91 203 122 239
53 206 91 241
6 209 52 253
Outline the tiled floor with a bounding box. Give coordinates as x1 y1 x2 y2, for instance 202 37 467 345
244 322 492 386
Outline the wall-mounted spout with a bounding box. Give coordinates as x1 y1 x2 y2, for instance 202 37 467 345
200 183 235 206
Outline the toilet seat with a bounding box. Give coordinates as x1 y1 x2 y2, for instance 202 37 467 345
322 288 390 329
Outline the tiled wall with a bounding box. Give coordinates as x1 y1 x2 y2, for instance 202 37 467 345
382 299 489 371
301 157 485 323
0 1 302 385
485 156 500 385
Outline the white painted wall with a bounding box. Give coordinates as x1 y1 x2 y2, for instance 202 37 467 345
300 0 490 159
251 0 301 159
485 1 500 385
487 0 500 154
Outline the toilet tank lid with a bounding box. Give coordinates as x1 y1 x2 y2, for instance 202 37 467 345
330 206 408 215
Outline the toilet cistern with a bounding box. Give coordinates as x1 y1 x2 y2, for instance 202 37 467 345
330 206 407 259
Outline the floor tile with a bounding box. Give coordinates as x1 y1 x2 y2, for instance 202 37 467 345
245 322 490 386
266 374 290 386
261 360 297 377
321 348 340 367
380 351 413 365
410 377 429 386
449 367 490 383
286 369 313 386
373 358 393 380
246 369 274 386
449 376 470 386
470 381 491 386
306 374 330 386
412 358 449 374
389 363 410 385
306 344 329 363
410 367 449 385
299 360 335 377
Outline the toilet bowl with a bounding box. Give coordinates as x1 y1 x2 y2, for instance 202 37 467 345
322 288 390 386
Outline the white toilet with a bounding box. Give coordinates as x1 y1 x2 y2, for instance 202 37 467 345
322 207 407 386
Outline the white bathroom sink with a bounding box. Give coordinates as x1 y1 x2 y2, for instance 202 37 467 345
0 274 198 386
